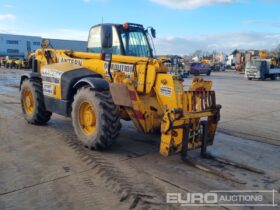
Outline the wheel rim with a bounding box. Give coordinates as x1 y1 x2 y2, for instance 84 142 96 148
23 89 34 114
79 101 96 136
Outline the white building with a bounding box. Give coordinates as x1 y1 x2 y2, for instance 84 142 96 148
192 56 200 62
0 34 87 58
226 54 236 66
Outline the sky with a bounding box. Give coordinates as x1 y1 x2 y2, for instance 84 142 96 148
0 0 280 55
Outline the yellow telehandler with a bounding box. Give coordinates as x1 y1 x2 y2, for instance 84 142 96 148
17 58 32 69
5 58 16 69
19 23 262 183
0 58 7 68
20 23 220 156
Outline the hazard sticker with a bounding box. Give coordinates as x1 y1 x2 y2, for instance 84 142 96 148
43 83 54 96
41 68 63 84
160 86 172 97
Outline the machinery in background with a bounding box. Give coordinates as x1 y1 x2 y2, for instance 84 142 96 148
236 50 280 74
0 53 34 69
269 52 280 68
14 59 31 69
5 58 16 69
245 50 280 80
0 57 7 68
235 52 252 73
159 55 189 78
245 59 280 80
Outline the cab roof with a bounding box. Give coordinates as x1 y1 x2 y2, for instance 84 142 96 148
91 23 144 30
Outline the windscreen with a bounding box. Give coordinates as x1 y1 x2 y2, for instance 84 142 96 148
246 60 262 68
120 30 152 57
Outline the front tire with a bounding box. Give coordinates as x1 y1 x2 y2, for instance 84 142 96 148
20 79 52 124
72 87 121 150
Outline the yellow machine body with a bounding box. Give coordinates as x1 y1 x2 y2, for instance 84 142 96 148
25 23 221 157
32 47 220 156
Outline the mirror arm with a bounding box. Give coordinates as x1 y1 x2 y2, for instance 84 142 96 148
108 58 113 82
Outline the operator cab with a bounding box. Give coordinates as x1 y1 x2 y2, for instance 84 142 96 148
87 23 155 58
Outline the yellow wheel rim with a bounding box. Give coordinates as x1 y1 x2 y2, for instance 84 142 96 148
23 89 34 114
79 101 96 136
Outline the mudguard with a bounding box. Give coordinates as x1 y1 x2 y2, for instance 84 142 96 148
73 77 109 91
19 72 40 90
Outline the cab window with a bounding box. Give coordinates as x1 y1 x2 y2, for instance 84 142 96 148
120 30 151 57
88 26 102 53
112 26 121 55
88 25 121 55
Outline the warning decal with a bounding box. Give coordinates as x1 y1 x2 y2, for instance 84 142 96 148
160 86 172 97
43 83 54 96
41 68 63 84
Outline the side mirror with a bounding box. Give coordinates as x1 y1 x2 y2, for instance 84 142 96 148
101 25 113 49
151 28 156 38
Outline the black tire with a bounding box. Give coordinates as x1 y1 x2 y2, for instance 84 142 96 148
194 70 200 76
248 78 252 80
72 87 121 150
20 79 52 124
270 74 276 81
206 71 211 76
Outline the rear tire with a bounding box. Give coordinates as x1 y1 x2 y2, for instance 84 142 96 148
20 79 52 124
206 71 211 76
72 87 121 150
270 74 276 80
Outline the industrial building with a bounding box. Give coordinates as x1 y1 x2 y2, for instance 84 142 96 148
0 34 87 58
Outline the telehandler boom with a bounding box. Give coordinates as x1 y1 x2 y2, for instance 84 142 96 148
20 23 221 159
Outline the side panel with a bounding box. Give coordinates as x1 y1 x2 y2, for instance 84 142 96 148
154 74 184 111
44 97 71 117
40 63 102 116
